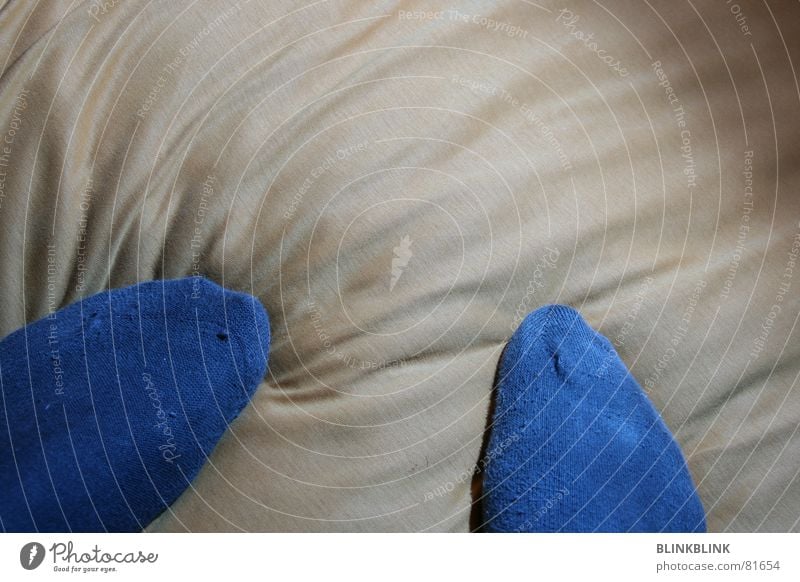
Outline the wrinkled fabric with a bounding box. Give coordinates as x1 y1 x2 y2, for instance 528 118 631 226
0 0 798 531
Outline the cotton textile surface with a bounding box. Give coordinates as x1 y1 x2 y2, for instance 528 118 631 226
0 0 798 531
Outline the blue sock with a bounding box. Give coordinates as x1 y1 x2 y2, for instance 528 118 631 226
0 277 269 532
482 305 705 532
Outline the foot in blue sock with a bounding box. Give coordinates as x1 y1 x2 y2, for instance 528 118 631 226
482 305 705 532
0 277 269 532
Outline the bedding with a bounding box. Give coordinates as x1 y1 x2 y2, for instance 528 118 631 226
0 0 798 532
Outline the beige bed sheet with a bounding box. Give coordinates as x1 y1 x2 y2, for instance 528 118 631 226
1 0 798 532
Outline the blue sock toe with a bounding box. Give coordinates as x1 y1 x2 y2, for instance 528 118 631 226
482 305 705 532
0 277 270 532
